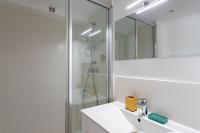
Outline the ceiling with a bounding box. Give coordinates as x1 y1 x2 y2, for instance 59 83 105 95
129 0 200 25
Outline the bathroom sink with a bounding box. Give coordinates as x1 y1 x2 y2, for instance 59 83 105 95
81 102 200 133
120 109 172 133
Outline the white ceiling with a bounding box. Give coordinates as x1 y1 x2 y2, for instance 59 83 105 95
129 0 200 25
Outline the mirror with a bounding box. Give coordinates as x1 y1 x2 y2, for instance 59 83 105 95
115 0 200 60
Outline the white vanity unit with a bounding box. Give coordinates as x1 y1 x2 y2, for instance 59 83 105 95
81 102 200 133
82 114 107 133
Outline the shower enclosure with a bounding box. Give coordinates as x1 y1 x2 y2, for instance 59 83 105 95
67 0 112 133
0 0 111 132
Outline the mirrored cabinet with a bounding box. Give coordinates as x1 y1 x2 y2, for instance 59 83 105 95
115 0 200 60
115 17 155 60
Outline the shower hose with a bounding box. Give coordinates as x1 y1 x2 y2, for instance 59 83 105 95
82 48 99 107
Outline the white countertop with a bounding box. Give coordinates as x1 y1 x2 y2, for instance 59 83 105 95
82 102 136 133
81 101 200 133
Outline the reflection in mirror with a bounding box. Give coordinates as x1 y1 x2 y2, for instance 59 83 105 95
115 17 136 60
136 20 155 59
115 17 155 60
115 0 200 60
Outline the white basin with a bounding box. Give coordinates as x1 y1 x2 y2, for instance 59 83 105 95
81 102 200 133
120 109 171 133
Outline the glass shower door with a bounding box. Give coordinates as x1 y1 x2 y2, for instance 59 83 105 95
71 0 109 132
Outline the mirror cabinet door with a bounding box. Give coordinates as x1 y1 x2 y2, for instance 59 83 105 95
115 17 155 60
115 17 136 60
115 0 200 60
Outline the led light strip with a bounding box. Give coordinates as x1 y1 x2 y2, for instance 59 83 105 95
88 30 101 37
136 0 167 14
126 0 144 10
81 28 92 36
116 75 200 85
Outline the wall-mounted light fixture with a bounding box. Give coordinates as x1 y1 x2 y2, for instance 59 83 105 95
135 0 167 14
126 0 144 10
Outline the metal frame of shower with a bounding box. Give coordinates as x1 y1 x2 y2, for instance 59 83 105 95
65 0 113 133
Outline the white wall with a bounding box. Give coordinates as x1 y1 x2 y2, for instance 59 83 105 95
113 0 200 130
0 5 66 133
115 75 200 130
114 58 200 130
157 13 200 58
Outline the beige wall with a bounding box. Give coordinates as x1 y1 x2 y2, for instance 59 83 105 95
0 5 66 133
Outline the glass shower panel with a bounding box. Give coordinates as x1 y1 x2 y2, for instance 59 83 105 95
71 0 108 133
